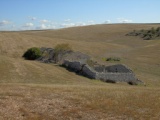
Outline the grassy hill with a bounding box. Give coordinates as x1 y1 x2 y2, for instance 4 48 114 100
0 24 160 119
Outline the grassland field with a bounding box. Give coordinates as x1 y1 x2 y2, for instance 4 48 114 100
0 24 160 119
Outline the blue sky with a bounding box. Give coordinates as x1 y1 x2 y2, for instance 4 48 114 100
0 0 160 31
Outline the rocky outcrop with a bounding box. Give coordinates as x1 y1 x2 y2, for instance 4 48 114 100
38 47 90 64
63 60 83 72
37 47 143 85
37 47 55 63
126 27 160 40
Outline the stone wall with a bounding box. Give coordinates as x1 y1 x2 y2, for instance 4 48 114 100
62 59 141 85
97 73 137 84
94 64 132 73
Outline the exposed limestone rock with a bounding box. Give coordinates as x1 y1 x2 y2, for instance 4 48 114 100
37 47 55 63
37 47 143 85
81 64 97 79
63 60 83 72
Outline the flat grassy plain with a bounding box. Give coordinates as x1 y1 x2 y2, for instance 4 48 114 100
0 24 160 119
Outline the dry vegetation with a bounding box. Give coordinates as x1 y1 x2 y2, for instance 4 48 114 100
0 24 160 119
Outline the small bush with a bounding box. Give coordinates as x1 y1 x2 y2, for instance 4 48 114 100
54 43 72 62
54 43 72 53
106 57 121 62
156 27 160 32
23 47 42 60
151 27 156 34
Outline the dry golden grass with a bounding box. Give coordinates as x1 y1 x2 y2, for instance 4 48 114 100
0 24 160 119
0 84 159 120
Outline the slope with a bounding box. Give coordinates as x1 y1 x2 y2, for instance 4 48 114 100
0 24 160 119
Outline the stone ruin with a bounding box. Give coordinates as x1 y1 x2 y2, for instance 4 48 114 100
38 47 143 85
63 60 142 85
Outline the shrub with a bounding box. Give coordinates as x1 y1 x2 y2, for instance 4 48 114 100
54 43 72 53
23 47 42 60
156 27 160 32
151 27 156 34
106 57 121 62
54 43 72 62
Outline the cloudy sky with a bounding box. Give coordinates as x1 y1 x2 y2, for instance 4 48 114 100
0 0 160 31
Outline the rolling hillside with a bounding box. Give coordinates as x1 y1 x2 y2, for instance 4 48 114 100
0 24 160 119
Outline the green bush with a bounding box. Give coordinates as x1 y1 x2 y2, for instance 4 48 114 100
23 47 42 60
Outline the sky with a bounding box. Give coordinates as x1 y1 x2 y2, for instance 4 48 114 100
0 0 160 31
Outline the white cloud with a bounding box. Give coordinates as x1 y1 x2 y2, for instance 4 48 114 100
60 21 96 28
122 19 132 23
31 17 36 20
61 22 87 28
117 18 133 23
104 20 111 24
36 24 47 29
64 19 71 22
87 20 95 25
40 19 49 23
23 23 34 27
12 25 16 28
61 23 76 28
28 16 37 21
36 24 56 30
0 20 10 26
47 24 56 29
75 22 86 26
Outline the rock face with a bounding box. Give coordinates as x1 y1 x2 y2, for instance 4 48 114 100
37 47 55 63
38 47 143 85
